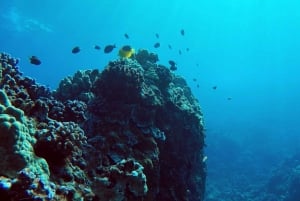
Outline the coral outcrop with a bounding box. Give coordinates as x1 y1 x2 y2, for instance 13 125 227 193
0 89 53 200
53 69 100 103
0 50 206 201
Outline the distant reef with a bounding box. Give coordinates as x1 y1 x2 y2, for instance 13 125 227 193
0 50 206 201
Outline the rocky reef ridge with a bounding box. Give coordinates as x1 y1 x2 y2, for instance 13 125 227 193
0 50 206 201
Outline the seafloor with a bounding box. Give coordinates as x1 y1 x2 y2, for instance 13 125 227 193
0 50 206 201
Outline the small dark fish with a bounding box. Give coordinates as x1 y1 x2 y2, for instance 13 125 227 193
193 78 197 82
169 60 177 71
124 33 129 39
212 86 217 90
72 46 80 54
168 44 172 49
94 45 101 50
29 56 41 65
227 97 232 100
104 44 116 53
170 65 177 71
180 29 185 36
197 84 200 88
179 50 182 55
154 42 160 48
155 33 159 38
186 48 190 52
196 63 199 67
168 60 176 66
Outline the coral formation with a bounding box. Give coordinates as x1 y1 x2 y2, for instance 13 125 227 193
0 89 53 200
91 159 148 200
0 50 205 201
53 69 100 103
135 49 159 66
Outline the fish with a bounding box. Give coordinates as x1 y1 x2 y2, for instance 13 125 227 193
181 29 185 36
155 33 159 38
168 44 172 49
227 97 232 100
170 65 177 71
168 60 176 66
197 84 200 88
193 78 197 82
124 33 129 39
212 86 217 90
186 48 190 52
179 50 182 55
202 156 208 163
119 45 135 58
29 56 41 65
169 60 177 71
94 45 101 50
72 46 80 54
154 42 160 48
104 44 116 53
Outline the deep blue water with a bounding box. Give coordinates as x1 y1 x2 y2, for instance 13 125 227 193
1 0 300 199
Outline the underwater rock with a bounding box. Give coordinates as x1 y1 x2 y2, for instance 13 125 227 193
262 153 300 201
0 51 205 201
34 120 87 168
0 90 49 178
0 53 52 120
92 59 145 103
135 49 159 66
87 51 205 200
53 69 100 103
92 159 148 200
0 89 54 200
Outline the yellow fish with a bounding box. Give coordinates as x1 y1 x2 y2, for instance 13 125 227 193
118 45 135 58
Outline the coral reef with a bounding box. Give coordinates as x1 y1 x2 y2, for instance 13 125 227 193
135 49 159 66
91 159 148 200
0 89 53 200
53 69 100 103
0 50 205 201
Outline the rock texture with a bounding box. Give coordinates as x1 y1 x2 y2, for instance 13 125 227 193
0 50 206 201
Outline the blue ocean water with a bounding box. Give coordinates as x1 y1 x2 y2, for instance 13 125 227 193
1 0 300 200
